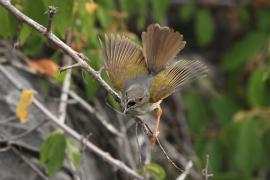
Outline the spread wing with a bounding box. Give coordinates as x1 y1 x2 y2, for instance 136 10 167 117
100 34 148 91
141 24 186 74
150 60 208 102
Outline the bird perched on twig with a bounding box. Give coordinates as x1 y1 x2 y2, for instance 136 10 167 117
100 24 208 144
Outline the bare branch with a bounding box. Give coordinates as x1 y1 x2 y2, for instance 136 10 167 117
11 146 49 180
0 65 143 180
0 0 121 102
176 161 193 180
68 91 123 137
58 30 73 124
202 154 213 180
0 120 47 143
59 63 80 72
45 6 57 34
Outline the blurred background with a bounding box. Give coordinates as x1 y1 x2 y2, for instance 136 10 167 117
0 0 270 179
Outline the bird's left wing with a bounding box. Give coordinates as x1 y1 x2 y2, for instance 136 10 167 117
150 60 208 102
101 34 148 91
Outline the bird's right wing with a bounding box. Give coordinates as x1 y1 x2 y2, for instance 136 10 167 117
150 60 208 102
100 34 149 91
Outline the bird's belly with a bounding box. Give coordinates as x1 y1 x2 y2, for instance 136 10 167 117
129 100 162 116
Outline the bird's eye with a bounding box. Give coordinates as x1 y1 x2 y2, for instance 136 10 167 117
127 101 136 108
138 97 143 102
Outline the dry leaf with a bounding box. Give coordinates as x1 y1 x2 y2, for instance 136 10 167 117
16 90 34 123
27 59 59 78
85 2 98 14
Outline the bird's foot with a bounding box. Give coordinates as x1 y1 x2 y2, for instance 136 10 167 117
150 131 160 145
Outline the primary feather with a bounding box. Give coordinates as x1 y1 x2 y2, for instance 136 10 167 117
150 59 208 102
101 34 148 91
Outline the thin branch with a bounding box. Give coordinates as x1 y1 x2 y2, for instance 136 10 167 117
68 91 123 137
0 115 17 124
202 154 213 180
176 161 193 180
59 63 80 72
11 146 49 180
135 117 184 173
58 30 73 124
45 6 57 34
0 65 143 180
0 120 47 143
0 0 121 102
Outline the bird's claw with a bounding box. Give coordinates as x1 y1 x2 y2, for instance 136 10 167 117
150 131 160 145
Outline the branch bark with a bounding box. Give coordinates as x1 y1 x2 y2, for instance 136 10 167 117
0 65 143 180
0 0 121 102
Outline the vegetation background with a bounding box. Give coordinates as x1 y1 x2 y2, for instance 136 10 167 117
0 0 270 179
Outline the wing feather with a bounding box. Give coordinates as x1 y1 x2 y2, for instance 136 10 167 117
142 24 186 74
150 60 208 102
101 34 148 91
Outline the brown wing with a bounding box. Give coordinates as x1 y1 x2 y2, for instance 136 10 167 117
150 60 208 102
141 24 186 74
101 34 148 91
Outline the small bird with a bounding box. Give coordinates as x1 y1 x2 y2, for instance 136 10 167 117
100 24 208 144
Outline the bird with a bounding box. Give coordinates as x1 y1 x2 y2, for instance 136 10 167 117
100 24 208 144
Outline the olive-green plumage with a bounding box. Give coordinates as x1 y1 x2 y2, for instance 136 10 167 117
101 24 208 115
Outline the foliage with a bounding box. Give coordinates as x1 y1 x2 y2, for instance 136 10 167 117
1 0 270 179
140 163 166 180
40 130 81 176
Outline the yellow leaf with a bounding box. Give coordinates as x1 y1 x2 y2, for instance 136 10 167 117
16 90 34 123
85 2 98 14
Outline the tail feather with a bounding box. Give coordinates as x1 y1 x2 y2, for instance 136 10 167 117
142 24 186 74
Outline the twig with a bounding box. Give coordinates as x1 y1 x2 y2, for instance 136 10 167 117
202 154 213 180
69 91 123 137
176 161 193 180
135 118 184 173
0 65 143 180
45 6 57 34
58 30 73 124
0 0 121 102
0 115 17 124
59 63 80 72
11 146 49 180
0 120 47 143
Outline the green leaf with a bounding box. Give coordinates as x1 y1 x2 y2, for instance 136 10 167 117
195 9 215 46
0 6 18 37
96 6 111 29
247 68 267 107
152 0 169 22
257 8 270 32
234 118 262 175
19 25 31 45
143 163 166 180
40 131 66 176
179 4 196 23
136 0 148 30
183 91 209 133
42 0 74 38
23 0 47 25
210 96 240 126
204 140 223 173
222 32 267 71
106 93 120 110
66 138 81 169
119 0 135 14
23 30 45 56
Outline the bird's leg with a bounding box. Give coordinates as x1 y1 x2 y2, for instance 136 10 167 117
150 106 162 145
